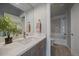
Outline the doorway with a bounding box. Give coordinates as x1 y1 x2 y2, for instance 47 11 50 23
50 3 73 56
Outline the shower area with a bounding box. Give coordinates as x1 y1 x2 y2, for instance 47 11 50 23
50 3 73 56
51 15 67 46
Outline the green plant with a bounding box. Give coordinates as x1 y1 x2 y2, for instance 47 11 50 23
0 16 19 37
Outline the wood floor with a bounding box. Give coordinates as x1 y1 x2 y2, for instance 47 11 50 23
51 44 71 56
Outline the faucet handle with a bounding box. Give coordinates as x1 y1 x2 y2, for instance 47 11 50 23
23 32 26 38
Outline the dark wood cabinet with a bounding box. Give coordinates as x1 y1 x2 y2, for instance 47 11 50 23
35 39 46 56
21 38 46 56
21 49 31 56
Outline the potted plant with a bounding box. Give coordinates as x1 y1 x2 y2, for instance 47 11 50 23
0 16 18 44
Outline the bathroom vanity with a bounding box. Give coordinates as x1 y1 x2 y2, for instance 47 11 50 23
0 33 46 56
21 38 46 56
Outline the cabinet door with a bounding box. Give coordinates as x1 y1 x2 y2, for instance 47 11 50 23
21 38 46 56
42 38 46 56
31 45 37 56
35 38 46 56
21 49 31 56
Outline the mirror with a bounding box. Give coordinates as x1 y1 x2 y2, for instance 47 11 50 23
0 3 34 43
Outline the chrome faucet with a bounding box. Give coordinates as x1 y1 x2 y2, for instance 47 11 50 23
23 32 29 39
23 32 26 38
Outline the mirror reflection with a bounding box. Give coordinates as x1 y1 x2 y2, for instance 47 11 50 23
0 3 34 43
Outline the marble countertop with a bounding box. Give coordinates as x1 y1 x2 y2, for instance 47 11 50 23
0 33 46 56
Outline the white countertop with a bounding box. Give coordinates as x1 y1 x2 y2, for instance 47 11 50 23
0 33 46 56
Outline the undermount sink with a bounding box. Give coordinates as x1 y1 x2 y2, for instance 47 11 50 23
17 39 32 45
0 35 41 48
0 36 40 55
16 37 39 45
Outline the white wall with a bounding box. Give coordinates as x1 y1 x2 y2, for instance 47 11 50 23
20 9 34 33
26 10 34 32
35 4 51 56
22 3 51 56
22 4 48 34
46 4 51 56
22 4 49 34
71 4 79 55
33 4 47 34
34 4 51 56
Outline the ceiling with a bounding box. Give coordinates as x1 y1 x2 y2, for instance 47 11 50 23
10 3 42 12
0 3 24 16
0 3 42 16
0 3 73 17
51 3 73 17
11 3 73 17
